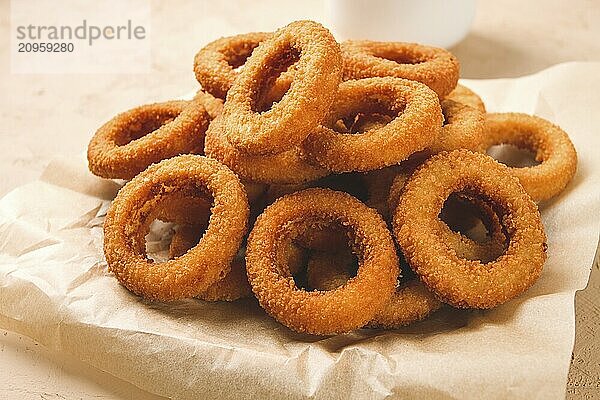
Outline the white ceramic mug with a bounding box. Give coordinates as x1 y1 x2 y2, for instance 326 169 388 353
325 0 476 48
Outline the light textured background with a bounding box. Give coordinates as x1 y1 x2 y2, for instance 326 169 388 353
0 0 598 399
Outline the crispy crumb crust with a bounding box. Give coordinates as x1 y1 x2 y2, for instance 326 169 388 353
204 115 329 184
168 224 253 301
193 32 271 99
427 99 485 154
88 99 210 180
301 77 442 172
222 21 342 155
341 40 459 98
388 161 508 263
192 90 224 120
246 188 399 334
393 150 547 309
168 223 305 302
479 113 578 202
369 280 443 328
445 84 486 112
103 155 249 301
306 249 443 328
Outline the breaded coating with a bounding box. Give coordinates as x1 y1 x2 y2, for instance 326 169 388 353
103 155 249 301
193 32 271 99
342 40 459 98
393 150 547 309
427 99 485 154
88 99 210 179
306 246 442 328
222 21 342 155
445 84 486 113
246 188 399 335
169 224 305 302
479 113 578 202
204 115 329 184
168 224 204 259
388 161 508 263
192 90 224 120
301 77 443 172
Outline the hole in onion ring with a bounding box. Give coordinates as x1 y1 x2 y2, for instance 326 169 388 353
224 46 257 70
438 192 508 263
145 220 176 262
114 111 179 146
487 144 540 168
251 45 300 113
334 112 396 134
440 194 486 236
140 188 214 263
372 49 427 65
285 220 359 291
329 98 404 135
441 105 453 127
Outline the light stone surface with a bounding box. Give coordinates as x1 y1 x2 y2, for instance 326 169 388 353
0 0 598 399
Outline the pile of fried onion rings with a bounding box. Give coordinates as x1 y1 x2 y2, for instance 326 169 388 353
89 20 577 335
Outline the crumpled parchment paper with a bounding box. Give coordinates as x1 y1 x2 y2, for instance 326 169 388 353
0 62 599 400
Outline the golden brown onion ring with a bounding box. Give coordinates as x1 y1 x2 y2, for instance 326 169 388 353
104 155 249 301
193 32 271 99
479 113 578 202
301 77 442 173
427 99 485 154
306 246 442 328
222 21 342 155
393 150 546 309
445 84 486 113
88 99 210 180
192 90 224 120
341 40 459 98
246 188 399 335
204 115 329 184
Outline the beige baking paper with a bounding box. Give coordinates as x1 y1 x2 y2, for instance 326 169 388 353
0 62 598 400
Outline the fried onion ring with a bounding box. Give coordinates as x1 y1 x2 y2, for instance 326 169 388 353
341 40 459 98
246 188 399 334
445 84 486 112
479 113 578 202
369 280 443 328
387 163 507 263
222 20 342 155
168 226 252 301
88 99 210 179
393 150 546 308
169 224 204 259
204 115 329 184
301 77 442 172
155 180 263 226
104 155 249 301
193 33 295 102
